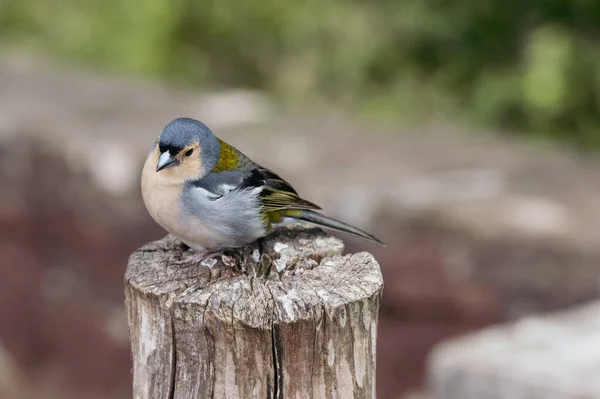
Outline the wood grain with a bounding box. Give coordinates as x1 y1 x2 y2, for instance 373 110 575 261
125 226 383 399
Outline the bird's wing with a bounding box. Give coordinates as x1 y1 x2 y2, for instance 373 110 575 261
192 167 321 213
240 167 322 213
190 170 246 198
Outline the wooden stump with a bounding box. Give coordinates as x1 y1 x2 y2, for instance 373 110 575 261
125 226 383 399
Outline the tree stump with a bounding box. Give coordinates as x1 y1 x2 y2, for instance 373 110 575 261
125 226 383 399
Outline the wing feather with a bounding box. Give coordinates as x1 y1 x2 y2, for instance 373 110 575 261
191 165 321 213
241 167 321 212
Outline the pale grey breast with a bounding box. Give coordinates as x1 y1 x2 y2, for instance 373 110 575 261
180 183 267 248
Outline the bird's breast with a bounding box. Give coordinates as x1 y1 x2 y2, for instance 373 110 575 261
141 152 268 248
141 153 185 236
179 185 268 248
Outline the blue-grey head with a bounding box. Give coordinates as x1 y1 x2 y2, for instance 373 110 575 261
155 117 221 179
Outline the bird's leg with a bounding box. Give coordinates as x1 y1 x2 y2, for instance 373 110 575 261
252 237 274 277
256 236 265 255
172 242 264 272
190 247 226 264
169 246 225 267
179 242 191 251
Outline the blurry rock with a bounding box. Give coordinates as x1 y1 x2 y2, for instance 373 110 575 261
402 391 433 399
443 196 572 240
369 211 600 323
85 139 139 196
503 196 571 236
104 307 129 345
189 89 273 130
397 168 505 209
0 112 18 140
428 300 600 399
0 342 23 397
376 314 482 399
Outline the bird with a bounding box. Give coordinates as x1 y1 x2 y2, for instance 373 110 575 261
141 117 384 255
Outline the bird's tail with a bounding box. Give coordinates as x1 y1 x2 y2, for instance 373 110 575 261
287 209 385 246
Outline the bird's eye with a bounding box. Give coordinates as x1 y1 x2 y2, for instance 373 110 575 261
184 148 194 157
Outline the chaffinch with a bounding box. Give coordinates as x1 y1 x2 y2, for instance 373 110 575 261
141 117 383 253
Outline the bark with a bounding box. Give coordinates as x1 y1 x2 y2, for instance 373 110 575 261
125 226 383 399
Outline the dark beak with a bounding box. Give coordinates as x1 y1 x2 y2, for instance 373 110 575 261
156 151 178 172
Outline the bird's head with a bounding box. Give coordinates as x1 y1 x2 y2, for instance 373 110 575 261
153 117 221 182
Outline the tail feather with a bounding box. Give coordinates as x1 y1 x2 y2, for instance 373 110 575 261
290 210 385 246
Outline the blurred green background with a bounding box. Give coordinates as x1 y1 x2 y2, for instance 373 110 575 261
2 0 600 147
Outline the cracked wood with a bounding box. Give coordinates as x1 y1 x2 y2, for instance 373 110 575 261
125 226 383 399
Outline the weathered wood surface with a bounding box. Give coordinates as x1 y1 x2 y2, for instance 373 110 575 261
428 300 600 399
125 226 383 399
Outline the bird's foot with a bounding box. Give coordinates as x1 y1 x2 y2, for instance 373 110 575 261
188 248 226 266
175 242 268 273
168 246 224 268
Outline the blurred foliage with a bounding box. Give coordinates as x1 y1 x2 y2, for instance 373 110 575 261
1 0 600 147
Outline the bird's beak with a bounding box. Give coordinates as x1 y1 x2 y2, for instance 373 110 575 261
156 151 178 172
